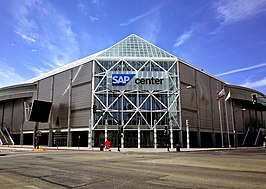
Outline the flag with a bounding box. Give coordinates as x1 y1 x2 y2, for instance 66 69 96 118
217 88 225 100
225 91 231 101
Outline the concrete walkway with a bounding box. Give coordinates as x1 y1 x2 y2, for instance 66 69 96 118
0 145 236 153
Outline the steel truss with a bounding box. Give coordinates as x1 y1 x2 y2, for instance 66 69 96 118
91 58 181 131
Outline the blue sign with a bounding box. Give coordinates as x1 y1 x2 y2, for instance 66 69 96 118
112 74 136 86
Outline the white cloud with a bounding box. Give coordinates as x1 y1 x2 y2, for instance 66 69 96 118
215 0 266 25
173 30 193 48
242 77 266 88
90 16 99 22
0 60 25 88
92 0 100 4
120 6 160 26
11 0 80 75
139 14 161 44
25 65 49 76
216 63 266 76
14 31 36 43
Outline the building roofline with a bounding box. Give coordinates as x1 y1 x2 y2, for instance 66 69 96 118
0 83 37 91
178 58 227 84
225 83 265 97
24 50 104 83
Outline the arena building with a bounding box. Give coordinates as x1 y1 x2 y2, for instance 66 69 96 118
0 34 265 148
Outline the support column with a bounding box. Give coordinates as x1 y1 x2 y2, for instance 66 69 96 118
179 130 183 147
224 100 231 147
138 120 140 149
154 120 157 149
197 131 201 147
170 120 173 149
105 120 108 142
212 133 216 147
48 76 54 147
88 119 92 149
186 120 190 149
121 122 124 149
67 70 72 147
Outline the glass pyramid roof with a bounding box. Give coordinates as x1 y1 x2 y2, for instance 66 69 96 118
98 34 175 58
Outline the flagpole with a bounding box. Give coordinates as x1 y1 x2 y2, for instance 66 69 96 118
224 98 231 148
218 99 224 147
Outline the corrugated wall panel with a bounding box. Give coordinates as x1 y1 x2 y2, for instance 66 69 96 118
242 108 250 133
38 77 53 130
72 62 92 86
12 100 24 132
38 77 52 101
234 111 245 133
179 63 196 86
211 80 220 131
180 83 197 112
182 110 197 130
52 70 70 129
71 109 90 128
225 101 233 133
71 83 92 111
3 102 13 130
250 109 256 122
0 104 3 124
196 72 212 130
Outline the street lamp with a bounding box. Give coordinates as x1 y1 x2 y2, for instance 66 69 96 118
232 108 246 148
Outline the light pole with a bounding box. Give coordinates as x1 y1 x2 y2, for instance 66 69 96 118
232 107 246 148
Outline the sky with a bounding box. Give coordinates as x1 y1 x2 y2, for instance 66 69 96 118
0 0 266 94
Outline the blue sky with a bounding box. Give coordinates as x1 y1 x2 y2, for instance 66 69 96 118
0 0 266 94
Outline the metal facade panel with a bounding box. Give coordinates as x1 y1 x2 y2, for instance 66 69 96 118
71 83 91 111
12 100 23 132
249 109 256 121
71 109 90 128
52 70 70 129
225 101 233 133
211 79 225 131
235 109 244 133
196 72 212 130
38 77 52 130
242 108 250 132
180 83 197 112
38 77 52 101
3 102 13 130
23 98 35 131
179 63 196 86
72 62 92 86
182 110 197 130
0 104 3 124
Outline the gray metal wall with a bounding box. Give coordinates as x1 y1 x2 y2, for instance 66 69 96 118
38 77 53 130
52 70 71 129
3 102 13 130
31 61 93 130
71 63 92 128
12 99 24 133
179 61 228 133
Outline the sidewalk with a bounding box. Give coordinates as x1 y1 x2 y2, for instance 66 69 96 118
0 145 235 153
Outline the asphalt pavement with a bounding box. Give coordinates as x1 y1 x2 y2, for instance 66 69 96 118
0 146 265 188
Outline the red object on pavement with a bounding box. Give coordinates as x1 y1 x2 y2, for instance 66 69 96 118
104 140 110 148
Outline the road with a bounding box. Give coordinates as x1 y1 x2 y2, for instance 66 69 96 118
0 148 265 189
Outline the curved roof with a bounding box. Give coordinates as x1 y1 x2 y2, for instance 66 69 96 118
0 83 36 101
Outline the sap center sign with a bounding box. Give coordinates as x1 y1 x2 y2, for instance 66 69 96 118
108 71 169 90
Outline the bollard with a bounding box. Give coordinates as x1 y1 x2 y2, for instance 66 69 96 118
100 144 104 151
176 144 180 152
